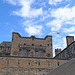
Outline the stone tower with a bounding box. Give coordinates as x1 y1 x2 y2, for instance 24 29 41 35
11 32 53 58
55 48 61 56
66 36 74 46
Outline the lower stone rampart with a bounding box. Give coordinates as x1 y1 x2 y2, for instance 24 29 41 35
0 56 68 75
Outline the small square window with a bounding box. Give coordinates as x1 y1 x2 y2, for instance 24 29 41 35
28 62 30 65
57 62 59 66
38 62 40 65
24 43 26 45
40 45 42 46
32 44 34 46
47 44 49 46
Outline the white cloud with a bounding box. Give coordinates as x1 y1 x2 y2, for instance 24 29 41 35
5 0 43 18
51 6 75 21
5 0 43 36
22 19 43 36
63 26 75 33
25 25 43 36
5 0 16 5
66 0 70 2
69 34 75 40
22 20 34 26
46 6 75 32
53 44 61 49
65 19 75 25
49 0 70 5
46 19 62 31
62 37 67 48
53 35 62 48
49 0 63 5
13 7 42 18
52 36 67 56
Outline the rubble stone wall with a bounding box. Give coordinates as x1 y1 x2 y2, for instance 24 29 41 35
0 56 67 75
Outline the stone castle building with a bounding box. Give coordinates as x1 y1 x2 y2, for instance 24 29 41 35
0 32 75 75
0 32 53 58
11 32 53 58
54 36 75 59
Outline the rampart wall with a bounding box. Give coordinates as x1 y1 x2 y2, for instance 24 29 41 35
0 56 67 75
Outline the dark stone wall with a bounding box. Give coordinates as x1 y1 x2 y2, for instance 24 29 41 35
54 42 75 59
66 36 74 46
0 42 11 56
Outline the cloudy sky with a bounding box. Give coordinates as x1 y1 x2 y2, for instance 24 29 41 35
0 0 75 56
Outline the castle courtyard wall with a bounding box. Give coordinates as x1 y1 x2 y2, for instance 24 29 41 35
0 56 67 75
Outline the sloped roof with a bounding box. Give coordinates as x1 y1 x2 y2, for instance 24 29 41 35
0 41 11 46
54 41 75 58
47 58 75 75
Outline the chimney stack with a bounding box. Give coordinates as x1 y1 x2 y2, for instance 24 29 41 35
66 36 74 46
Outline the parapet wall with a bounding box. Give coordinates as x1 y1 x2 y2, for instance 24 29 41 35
0 56 68 75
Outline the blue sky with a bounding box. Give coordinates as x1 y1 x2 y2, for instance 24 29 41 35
0 0 75 56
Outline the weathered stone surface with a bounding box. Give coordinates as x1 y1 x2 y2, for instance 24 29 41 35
11 32 53 58
0 32 75 75
0 42 11 56
54 41 75 59
47 58 75 75
0 57 67 75
66 36 74 46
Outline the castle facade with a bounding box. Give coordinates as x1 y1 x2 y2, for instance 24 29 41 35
0 32 75 75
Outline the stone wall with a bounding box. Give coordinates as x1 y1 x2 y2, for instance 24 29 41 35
66 36 74 46
54 42 75 59
0 56 67 75
55 48 61 56
11 32 53 58
0 42 11 56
